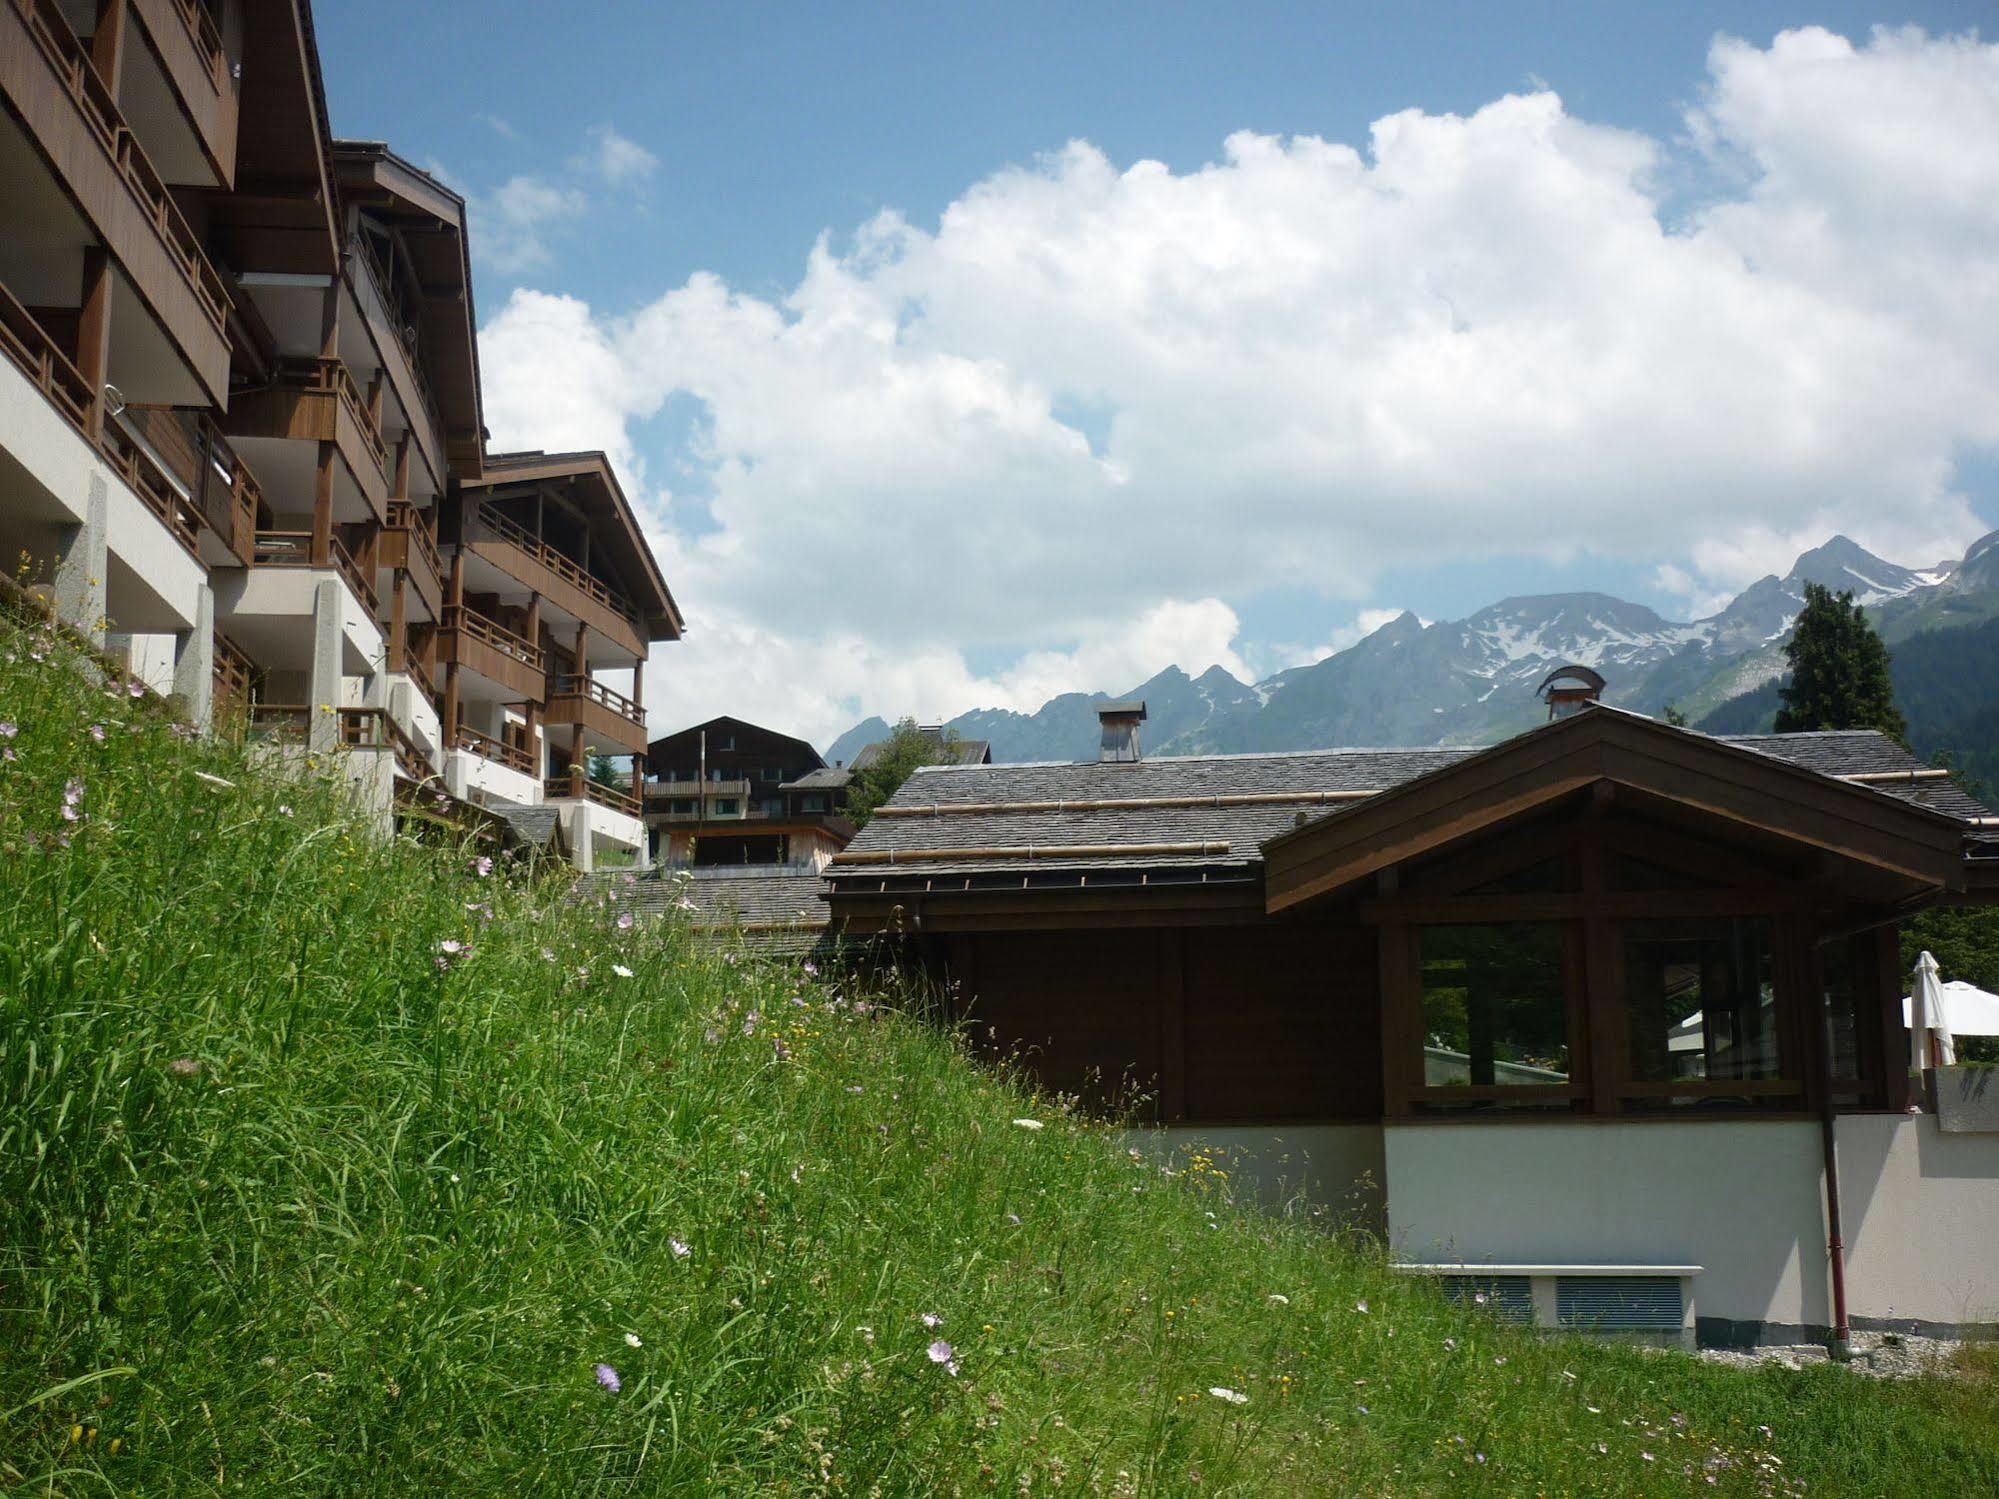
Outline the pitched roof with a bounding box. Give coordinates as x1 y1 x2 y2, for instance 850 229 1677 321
780 767 853 791
580 866 831 955
490 803 567 852
848 730 992 771
827 714 1991 885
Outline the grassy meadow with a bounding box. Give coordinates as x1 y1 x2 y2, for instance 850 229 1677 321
1 613 1996 1494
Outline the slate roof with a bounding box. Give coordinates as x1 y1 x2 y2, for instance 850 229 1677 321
491 803 566 851
780 767 853 791
828 719 1992 883
849 733 992 771
579 866 831 955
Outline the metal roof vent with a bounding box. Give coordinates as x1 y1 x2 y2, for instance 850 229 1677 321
1097 699 1147 763
1536 664 1606 720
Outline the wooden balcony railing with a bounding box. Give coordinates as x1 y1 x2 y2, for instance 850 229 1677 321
338 706 430 783
550 673 645 731
0 281 93 430
472 506 638 624
350 231 443 433
14 0 230 334
212 627 254 710
547 767 642 816
452 723 534 777
441 604 541 672
244 702 310 738
385 500 442 581
252 528 379 613
275 356 389 478
164 0 228 92
124 403 258 561
101 420 201 557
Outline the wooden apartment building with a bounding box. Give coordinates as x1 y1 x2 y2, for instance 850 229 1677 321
0 0 679 867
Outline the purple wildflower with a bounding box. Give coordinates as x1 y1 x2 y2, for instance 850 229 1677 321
88 724 105 742
742 1010 760 1036
471 855 493 878
920 1313 942 1329
595 1363 621 1392
802 960 819 978
616 912 634 931
0 721 15 738
927 1339 959 1375
128 680 146 699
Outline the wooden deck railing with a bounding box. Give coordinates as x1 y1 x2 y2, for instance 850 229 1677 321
14 0 230 334
244 702 310 737
547 767 642 816
472 506 638 624
550 673 645 730
164 0 228 92
442 603 542 671
275 356 389 478
385 500 442 583
125 403 259 557
452 723 535 777
350 232 444 433
338 707 431 782
0 281 93 430
212 628 254 709
100 421 202 555
253 528 378 613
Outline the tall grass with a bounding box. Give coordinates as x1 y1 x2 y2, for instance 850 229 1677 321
1 615 1995 1494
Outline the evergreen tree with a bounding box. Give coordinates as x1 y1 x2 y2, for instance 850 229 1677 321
845 718 959 827
1773 582 1907 742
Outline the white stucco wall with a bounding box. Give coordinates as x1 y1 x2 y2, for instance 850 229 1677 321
1 359 206 632
1383 1116 1999 1332
1133 1124 1386 1231
444 747 539 808
1836 1113 1999 1328
1384 1120 1829 1327
215 567 383 675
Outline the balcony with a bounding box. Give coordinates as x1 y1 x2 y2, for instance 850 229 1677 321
436 603 544 701
463 505 644 656
2 0 231 400
544 674 647 755
338 706 432 784
452 723 534 777
348 231 444 490
380 501 443 620
0 281 207 562
547 766 642 817
252 528 379 614
221 357 390 521
211 627 254 714
127 0 237 187
123 403 259 565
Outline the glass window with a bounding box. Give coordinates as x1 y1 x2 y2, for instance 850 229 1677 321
1819 936 1862 1084
1624 918 1779 1086
1418 924 1572 1087
670 798 695 815
713 798 739 815
802 793 827 812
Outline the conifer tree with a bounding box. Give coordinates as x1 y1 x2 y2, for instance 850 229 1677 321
1773 582 1907 742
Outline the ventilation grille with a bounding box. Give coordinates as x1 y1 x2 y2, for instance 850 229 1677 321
1556 1276 1683 1331
1441 1276 1534 1324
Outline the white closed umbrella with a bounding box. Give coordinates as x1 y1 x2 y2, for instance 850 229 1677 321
1907 950 1956 1072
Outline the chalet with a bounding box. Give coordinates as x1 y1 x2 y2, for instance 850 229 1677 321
0 1 679 870
644 715 855 868
826 686 1999 1346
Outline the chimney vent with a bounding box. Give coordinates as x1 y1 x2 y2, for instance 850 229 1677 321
1536 665 1606 720
1097 699 1147 762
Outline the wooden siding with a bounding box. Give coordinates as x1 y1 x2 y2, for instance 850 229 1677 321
1 0 230 401
127 0 237 186
943 923 1381 1124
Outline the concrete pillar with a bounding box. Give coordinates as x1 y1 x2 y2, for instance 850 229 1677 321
571 801 595 873
171 582 215 729
308 578 342 754
54 476 109 646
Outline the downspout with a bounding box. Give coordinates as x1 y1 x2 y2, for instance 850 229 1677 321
1818 1096 1853 1361
1814 983 1854 1362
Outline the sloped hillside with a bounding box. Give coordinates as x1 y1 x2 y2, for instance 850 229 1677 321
2 618 1994 1494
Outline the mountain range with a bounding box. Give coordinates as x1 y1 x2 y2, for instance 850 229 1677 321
825 530 1999 768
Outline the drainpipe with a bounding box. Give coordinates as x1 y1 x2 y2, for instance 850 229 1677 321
1814 986 1854 1362
1818 1097 1853 1361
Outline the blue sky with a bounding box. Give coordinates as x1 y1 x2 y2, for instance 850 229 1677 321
315 4 1999 741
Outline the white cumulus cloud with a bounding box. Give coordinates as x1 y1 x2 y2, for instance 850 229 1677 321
476 27 1999 747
